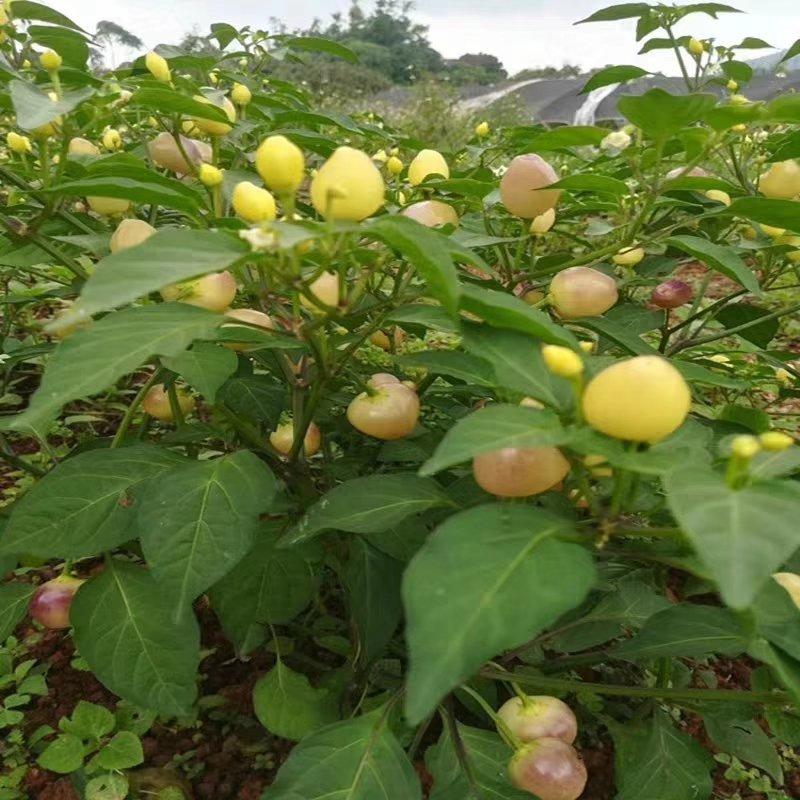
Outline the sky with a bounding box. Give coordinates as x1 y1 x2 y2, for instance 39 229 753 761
48 0 796 76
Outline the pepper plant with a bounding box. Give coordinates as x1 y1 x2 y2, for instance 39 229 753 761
1 1 800 798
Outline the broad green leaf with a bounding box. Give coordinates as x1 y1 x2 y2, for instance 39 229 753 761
460 285 578 348
582 65 650 93
138 451 276 618
253 660 337 741
725 197 800 234
3 304 223 437
37 734 85 774
717 304 778 348
512 126 607 150
0 584 36 643
576 4 651 23
217 375 285 427
345 539 403 663
9 1 87 31
128 87 231 123
721 59 753 83
67 701 114 739
667 235 760 293
75 229 249 317
674 359 746 389
765 95 800 123
702 705 782 782
551 174 630 195
386 303 459 334
209 525 319 655
751 580 800 663
9 80 94 131
286 35 359 63
427 723 528 800
369 216 461 316
47 167 203 213
29 25 90 69
0 446 185 559
161 342 237 402
675 3 741 20
420 405 568 476
284 474 451 545
262 711 421 800
94 731 144 771
665 468 800 609
397 350 493 386
613 604 747 659
779 39 800 65
403 504 595 724
611 711 713 800
551 576 670 653
618 89 716 137
751 447 800 480
461 324 567 408
71 560 200 716
579 315 657 355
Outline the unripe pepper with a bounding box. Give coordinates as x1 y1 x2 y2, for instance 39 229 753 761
255 135 305 195
408 149 449 186
145 50 171 83
310 146 384 221
232 181 276 223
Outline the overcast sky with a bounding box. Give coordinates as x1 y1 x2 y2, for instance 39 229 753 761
50 0 795 76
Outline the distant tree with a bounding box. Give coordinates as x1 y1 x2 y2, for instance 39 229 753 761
512 64 582 80
445 53 508 85
91 21 143 70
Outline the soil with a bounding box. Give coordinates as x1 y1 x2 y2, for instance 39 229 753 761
14 603 288 800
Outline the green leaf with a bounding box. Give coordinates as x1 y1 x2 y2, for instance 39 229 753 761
779 39 800 65
420 405 569 476
3 304 223 437
611 711 713 800
29 25 90 69
582 65 649 93
675 3 742 20
67 701 114 739
462 324 567 408
618 89 717 137
427 723 529 800
9 80 94 131
161 343 237 402
138 451 276 618
75 229 249 317
0 446 185 559
128 87 231 123
721 60 753 83
725 198 800 234
217 376 285 427
751 447 800 480
665 468 800 609
286 36 359 63
460 285 578 348
71 560 200 716
0 584 36 643
551 576 670 653
253 660 337 741
514 126 608 150
403 504 595 724
94 731 144 771
397 350 493 386
579 315 656 355
751 579 800 663
716 304 778 348
262 711 421 800
551 174 630 195
613 605 746 660
37 734 85 774
702 705 782 782
369 216 461 316
345 539 403 663
5 1 86 31
284 474 451 545
209 525 318 656
47 167 203 213
576 4 651 23
667 235 759 294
